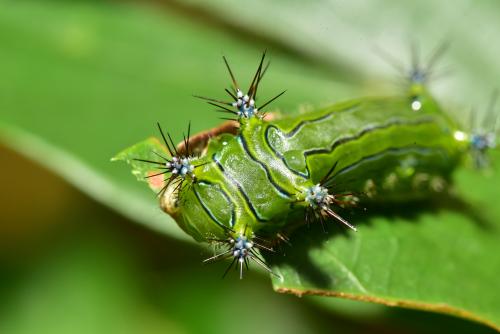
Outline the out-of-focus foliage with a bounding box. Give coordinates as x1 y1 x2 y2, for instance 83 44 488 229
183 0 500 109
0 0 358 239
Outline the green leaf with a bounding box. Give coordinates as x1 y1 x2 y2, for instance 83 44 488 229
267 151 500 331
112 137 169 193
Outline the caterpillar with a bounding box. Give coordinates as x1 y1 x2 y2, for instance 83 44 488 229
115 51 497 278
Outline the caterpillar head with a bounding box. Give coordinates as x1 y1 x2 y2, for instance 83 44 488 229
127 122 234 243
154 125 239 240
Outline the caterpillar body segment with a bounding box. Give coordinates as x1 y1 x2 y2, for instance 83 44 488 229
161 89 467 245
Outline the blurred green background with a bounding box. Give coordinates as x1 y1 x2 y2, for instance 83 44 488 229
1 1 500 333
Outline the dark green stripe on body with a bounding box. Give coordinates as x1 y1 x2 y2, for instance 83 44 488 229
266 97 457 183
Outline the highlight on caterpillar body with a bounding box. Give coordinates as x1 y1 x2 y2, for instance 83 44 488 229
114 50 498 279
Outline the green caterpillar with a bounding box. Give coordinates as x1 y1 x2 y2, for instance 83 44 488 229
115 52 496 278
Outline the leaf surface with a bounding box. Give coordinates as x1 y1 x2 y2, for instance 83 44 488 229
267 152 500 331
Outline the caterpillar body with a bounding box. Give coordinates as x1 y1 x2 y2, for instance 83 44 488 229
116 53 496 278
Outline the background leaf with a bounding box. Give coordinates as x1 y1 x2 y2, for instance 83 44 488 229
181 0 500 111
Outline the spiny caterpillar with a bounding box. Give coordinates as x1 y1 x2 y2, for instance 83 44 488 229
115 51 498 279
